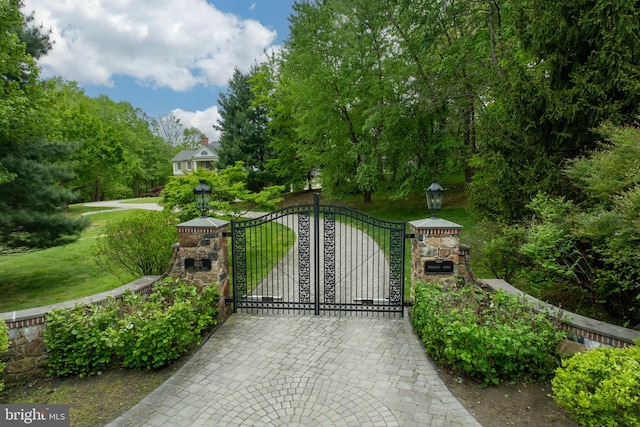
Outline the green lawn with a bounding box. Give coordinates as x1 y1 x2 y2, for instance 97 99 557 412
243 222 297 293
0 209 138 312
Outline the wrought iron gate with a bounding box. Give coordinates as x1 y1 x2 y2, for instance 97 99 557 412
231 194 406 316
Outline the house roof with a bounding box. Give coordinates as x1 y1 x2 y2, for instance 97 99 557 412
171 143 219 162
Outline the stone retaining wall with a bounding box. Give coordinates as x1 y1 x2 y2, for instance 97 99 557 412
0 276 160 382
482 279 640 348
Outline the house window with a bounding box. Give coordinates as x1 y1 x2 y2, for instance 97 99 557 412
176 162 181 170
187 161 192 170
201 151 207 156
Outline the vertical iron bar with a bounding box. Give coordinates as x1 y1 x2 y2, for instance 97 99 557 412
314 193 320 315
400 222 406 318
231 220 237 313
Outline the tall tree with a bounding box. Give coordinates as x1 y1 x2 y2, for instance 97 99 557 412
251 56 315 191
47 80 171 201
0 1 89 249
470 0 640 220
276 0 486 201
0 138 90 249
0 0 47 184
280 0 394 202
152 113 185 147
216 66 277 192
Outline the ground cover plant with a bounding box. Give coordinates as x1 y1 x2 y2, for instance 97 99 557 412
552 343 640 427
412 280 564 386
44 278 219 377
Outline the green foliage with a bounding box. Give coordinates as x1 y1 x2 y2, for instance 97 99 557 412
216 66 281 192
0 138 90 249
279 0 470 202
44 299 120 377
517 194 594 298
470 0 640 221
552 343 640 427
0 318 8 392
160 164 284 222
94 210 178 278
44 278 219 377
114 280 219 369
411 281 564 386
44 79 172 201
497 125 640 326
477 220 528 283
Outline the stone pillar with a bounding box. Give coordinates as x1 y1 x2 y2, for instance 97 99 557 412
409 217 470 295
170 217 231 322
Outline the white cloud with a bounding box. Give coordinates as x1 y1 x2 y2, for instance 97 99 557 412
171 106 221 143
22 0 277 91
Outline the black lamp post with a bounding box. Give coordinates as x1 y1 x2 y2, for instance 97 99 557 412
193 179 212 217
425 179 445 219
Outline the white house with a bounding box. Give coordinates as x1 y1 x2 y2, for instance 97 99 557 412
172 137 219 176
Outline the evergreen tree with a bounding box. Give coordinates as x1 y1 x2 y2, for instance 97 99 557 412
470 0 640 220
0 2 88 249
215 66 277 192
0 138 90 249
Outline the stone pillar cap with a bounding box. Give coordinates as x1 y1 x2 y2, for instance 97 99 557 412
409 217 463 230
177 217 229 228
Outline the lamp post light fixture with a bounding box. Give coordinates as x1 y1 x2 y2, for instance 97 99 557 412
193 179 212 217
425 179 445 219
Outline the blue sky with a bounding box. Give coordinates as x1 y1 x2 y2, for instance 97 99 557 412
22 0 297 141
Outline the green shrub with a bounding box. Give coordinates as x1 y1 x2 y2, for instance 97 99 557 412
411 281 564 386
552 344 640 427
115 281 219 369
477 220 528 283
44 299 119 377
0 318 8 392
45 278 219 377
94 210 179 278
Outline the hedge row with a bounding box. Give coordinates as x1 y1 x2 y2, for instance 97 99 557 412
411 281 564 386
44 278 219 377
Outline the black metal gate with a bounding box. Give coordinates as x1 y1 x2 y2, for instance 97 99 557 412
231 194 406 317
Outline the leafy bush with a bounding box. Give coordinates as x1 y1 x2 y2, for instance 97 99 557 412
0 318 8 392
552 343 640 427
160 163 284 222
114 281 219 369
94 210 179 278
411 281 564 386
45 300 120 377
479 125 640 327
45 278 219 377
477 220 528 283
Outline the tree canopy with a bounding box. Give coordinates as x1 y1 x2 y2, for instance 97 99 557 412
0 1 173 249
160 162 284 222
0 1 90 249
215 66 281 192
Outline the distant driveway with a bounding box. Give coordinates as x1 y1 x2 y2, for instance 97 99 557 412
82 199 163 214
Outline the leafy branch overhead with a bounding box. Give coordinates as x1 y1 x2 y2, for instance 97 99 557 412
160 162 284 221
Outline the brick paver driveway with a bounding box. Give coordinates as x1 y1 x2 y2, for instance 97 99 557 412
108 312 480 426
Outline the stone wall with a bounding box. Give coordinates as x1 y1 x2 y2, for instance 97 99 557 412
2 325 46 382
1 276 159 382
1 216 233 383
483 279 640 348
